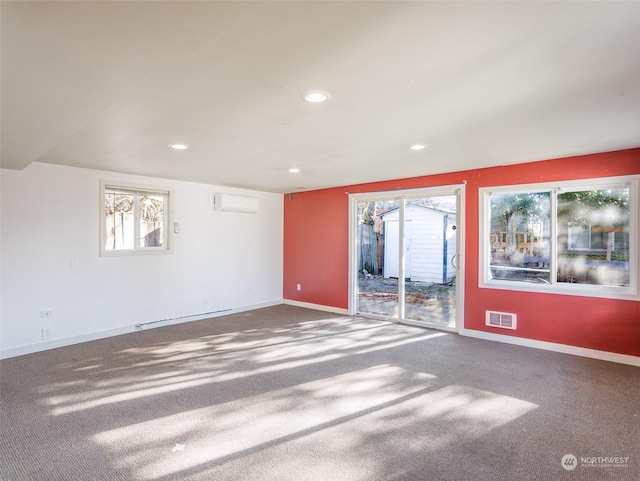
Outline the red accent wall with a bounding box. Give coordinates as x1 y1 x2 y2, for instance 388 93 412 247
283 149 640 356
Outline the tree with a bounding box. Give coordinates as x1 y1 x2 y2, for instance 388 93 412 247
557 188 629 225
491 193 549 262
357 201 376 225
557 188 630 261
105 193 133 249
140 196 164 246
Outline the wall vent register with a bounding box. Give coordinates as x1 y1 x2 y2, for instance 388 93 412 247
485 310 517 330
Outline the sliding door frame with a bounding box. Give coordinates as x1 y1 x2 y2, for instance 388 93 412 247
348 184 465 332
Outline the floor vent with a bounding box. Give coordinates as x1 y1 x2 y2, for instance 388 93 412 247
485 310 517 330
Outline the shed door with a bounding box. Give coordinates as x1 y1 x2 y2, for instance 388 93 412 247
384 220 411 279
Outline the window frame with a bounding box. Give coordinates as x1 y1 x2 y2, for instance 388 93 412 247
99 180 173 257
479 175 639 300
567 222 592 251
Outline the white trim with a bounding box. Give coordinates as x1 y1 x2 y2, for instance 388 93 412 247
1 325 138 360
348 194 357 316
7 300 633 365
398 201 406 320
455 186 465 334
399 318 458 333
0 299 283 360
459 327 640 367
283 299 350 315
550 188 558 286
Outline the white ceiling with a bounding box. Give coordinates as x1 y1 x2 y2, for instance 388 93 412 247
2 1 639 193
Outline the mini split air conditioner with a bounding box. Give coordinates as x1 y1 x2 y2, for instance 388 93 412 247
213 193 259 214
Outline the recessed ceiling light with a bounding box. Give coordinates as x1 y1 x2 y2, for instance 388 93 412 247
169 143 189 150
409 144 427 151
302 90 331 103
288 168 301 173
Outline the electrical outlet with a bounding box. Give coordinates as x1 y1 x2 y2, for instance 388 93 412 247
40 311 53 318
42 328 51 340
296 284 302 291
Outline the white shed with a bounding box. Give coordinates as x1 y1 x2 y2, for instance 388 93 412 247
381 204 457 283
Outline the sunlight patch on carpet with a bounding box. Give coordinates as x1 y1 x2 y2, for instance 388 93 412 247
92 365 537 480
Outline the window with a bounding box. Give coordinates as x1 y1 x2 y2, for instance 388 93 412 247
480 175 638 299
100 181 172 256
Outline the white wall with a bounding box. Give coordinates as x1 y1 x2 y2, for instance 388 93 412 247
0 162 283 357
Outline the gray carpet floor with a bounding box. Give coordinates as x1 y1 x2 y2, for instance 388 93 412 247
1 305 638 481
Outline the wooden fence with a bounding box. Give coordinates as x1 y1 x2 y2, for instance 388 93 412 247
358 223 379 275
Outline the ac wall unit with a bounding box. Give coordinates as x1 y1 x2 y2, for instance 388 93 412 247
485 310 517 330
214 193 259 213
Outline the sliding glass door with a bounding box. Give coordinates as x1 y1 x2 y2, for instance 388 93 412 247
352 186 462 330
355 199 399 317
400 195 458 328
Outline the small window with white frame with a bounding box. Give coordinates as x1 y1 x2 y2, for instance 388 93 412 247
479 175 638 300
100 181 172 256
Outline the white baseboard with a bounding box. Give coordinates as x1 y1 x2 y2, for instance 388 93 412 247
0 325 137 360
283 299 350 315
0 299 283 360
134 299 282 331
459 327 640 367
284 301 639 367
5 300 635 367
